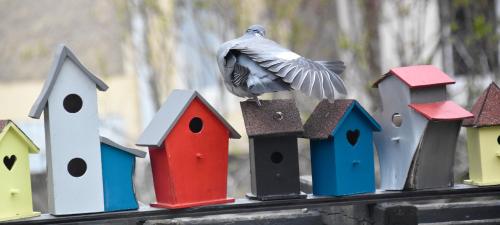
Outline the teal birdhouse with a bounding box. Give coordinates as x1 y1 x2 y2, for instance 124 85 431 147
304 100 381 196
100 137 146 212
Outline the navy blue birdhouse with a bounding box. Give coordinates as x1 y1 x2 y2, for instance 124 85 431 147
240 99 306 200
304 100 381 196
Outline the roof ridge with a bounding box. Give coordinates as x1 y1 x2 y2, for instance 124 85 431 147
0 120 39 153
473 83 495 126
28 45 109 119
100 136 146 158
137 89 241 147
303 99 380 139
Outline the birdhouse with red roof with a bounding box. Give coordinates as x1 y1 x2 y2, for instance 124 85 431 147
462 82 500 186
136 89 240 209
372 65 473 190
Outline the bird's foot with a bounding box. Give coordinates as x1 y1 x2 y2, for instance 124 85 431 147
249 96 262 107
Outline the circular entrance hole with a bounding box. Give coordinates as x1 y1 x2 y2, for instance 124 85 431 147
270 152 283 164
67 158 87 177
63 94 83 113
392 113 402 127
189 117 203 133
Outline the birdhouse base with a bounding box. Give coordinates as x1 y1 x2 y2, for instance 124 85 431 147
246 192 307 201
151 198 235 209
464 179 500 186
0 211 40 222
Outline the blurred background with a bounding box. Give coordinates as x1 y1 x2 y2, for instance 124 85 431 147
0 0 498 213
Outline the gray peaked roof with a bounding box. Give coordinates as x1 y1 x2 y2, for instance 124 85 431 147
28 45 109 119
136 90 241 147
100 136 146 158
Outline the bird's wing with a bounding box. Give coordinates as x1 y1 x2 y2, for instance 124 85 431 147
231 63 249 87
232 37 347 99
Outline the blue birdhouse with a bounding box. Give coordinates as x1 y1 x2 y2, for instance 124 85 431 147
100 137 146 212
304 100 381 196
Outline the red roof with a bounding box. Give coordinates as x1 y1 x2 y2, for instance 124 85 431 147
409 101 473 121
373 65 455 88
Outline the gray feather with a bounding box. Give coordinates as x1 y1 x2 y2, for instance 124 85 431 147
232 63 249 87
216 25 348 100
317 60 346 75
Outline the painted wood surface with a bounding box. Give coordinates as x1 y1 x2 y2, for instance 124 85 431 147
149 98 233 209
406 121 461 189
465 126 500 185
0 124 39 221
101 143 139 212
373 76 428 190
248 136 303 200
374 66 470 190
409 101 473 121
310 105 378 196
373 65 455 88
44 58 104 215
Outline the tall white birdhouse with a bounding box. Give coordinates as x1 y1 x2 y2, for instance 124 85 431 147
29 45 108 215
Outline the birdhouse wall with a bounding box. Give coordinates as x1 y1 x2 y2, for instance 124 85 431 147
150 98 231 207
332 108 375 195
44 59 104 214
310 138 337 195
405 120 461 190
310 107 376 196
374 76 428 190
466 128 483 185
466 126 500 185
0 129 36 221
377 76 411 113
410 86 447 104
249 136 301 198
101 143 138 212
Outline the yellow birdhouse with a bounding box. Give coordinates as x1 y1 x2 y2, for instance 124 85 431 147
463 82 500 186
0 120 40 221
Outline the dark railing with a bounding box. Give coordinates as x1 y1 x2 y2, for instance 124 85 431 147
3 184 500 225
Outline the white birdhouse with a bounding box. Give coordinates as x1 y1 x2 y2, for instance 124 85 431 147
29 45 108 215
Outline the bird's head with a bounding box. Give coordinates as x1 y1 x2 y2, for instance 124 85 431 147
246 25 266 37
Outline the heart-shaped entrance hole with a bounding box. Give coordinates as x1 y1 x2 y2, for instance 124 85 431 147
3 155 16 171
346 129 360 146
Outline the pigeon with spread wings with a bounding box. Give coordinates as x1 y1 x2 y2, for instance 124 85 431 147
217 24 347 105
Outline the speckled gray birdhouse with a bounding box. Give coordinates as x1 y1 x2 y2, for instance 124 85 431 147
240 99 306 200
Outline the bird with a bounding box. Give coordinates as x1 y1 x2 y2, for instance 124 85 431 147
217 24 347 105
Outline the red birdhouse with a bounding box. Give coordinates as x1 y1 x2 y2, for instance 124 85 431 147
136 90 241 209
